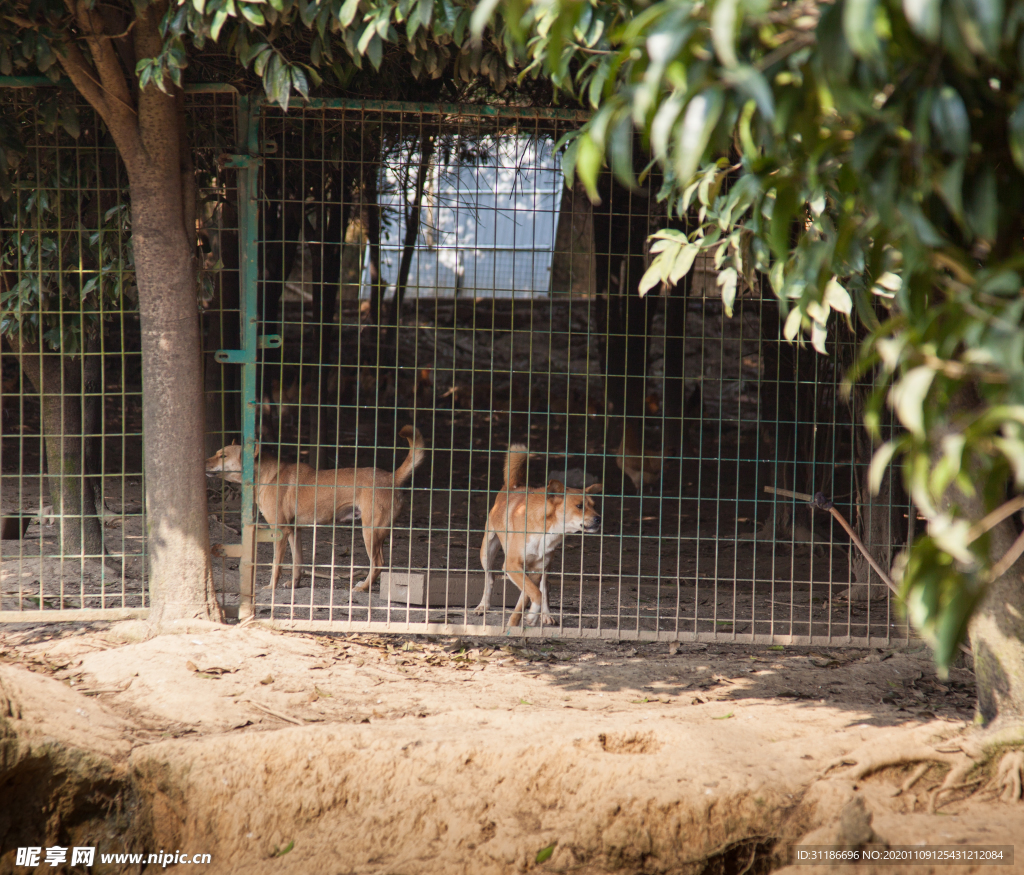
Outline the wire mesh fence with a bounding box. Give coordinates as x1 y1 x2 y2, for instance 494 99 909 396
0 90 908 645
207 100 909 645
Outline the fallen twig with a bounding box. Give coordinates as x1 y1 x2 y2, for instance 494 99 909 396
246 700 305 725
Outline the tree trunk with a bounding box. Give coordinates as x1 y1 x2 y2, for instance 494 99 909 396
130 179 220 623
549 177 596 297
389 131 435 328
971 538 1024 723
56 0 221 624
82 328 103 506
13 337 104 560
363 166 386 328
939 386 1024 723
313 178 349 470
592 171 656 483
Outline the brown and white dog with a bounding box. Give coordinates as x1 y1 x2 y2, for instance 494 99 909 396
206 426 426 592
475 444 601 627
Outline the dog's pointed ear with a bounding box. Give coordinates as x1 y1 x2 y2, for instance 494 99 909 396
547 479 565 494
252 441 261 458
230 439 239 446
585 482 602 494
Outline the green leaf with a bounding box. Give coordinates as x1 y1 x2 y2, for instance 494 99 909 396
253 45 272 76
470 0 501 37
902 0 941 41
935 157 965 223
844 0 882 57
674 89 724 185
59 104 80 139
337 0 360 27
651 93 684 161
365 32 383 69
822 278 852 315
608 112 636 190
724 65 774 122
930 86 970 156
271 840 295 857
931 433 967 498
889 366 936 437
536 843 556 864
868 439 900 495
210 7 230 41
711 0 740 68
575 132 604 204
717 267 738 317
240 3 265 25
557 130 581 188
965 165 997 242
1008 102 1024 174
290 66 309 99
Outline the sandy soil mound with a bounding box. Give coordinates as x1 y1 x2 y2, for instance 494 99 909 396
1 623 1022 874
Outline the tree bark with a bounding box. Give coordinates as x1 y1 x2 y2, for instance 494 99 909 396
592 173 655 420
938 386 1024 723
82 327 103 506
363 164 386 328
313 176 349 470
12 336 104 560
389 131 435 328
57 0 221 624
549 177 596 297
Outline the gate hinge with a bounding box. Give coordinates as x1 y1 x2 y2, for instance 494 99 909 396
219 153 262 169
214 335 281 363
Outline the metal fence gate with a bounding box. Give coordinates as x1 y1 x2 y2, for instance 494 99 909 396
206 99 909 646
1 87 909 646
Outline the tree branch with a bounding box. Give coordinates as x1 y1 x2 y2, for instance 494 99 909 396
71 0 135 115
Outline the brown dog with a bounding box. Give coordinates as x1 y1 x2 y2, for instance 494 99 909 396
206 426 426 591
475 445 601 627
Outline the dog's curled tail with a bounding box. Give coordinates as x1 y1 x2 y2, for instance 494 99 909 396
393 425 427 486
504 444 529 489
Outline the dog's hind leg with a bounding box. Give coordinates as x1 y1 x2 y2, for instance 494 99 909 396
474 529 502 614
270 525 294 589
353 525 386 593
289 527 303 587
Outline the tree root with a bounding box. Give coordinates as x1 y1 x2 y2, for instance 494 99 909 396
825 743 977 813
986 750 1024 803
827 735 1024 812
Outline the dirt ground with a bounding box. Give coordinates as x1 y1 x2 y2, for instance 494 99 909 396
1 621 1022 874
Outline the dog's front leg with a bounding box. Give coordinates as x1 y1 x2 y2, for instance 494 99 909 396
508 590 527 627
531 570 555 626
504 563 543 628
